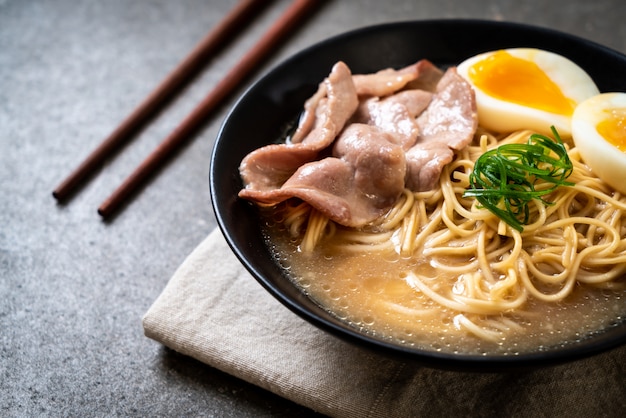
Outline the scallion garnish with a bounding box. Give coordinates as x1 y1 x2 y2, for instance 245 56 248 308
463 126 574 232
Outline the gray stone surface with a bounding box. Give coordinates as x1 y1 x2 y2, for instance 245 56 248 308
1 0 625 416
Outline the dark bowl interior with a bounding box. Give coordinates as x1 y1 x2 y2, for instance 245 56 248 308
210 19 626 371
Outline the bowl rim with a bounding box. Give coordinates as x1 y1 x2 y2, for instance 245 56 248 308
210 19 626 371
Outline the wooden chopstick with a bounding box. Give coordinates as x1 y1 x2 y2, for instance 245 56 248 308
97 0 321 219
52 0 270 202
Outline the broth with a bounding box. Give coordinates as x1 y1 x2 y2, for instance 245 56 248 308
263 219 626 355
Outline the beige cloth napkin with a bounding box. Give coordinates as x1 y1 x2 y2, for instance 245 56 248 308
143 228 626 417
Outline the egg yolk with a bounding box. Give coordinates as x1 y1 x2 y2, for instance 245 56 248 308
468 50 576 116
596 108 626 152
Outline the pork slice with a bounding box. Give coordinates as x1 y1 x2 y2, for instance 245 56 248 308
404 59 445 92
404 67 477 192
239 61 358 192
239 157 355 223
404 142 454 191
351 59 440 97
389 89 434 118
237 145 321 192
289 81 327 144
290 61 359 145
332 124 406 205
239 124 406 227
352 90 433 150
352 68 416 98
416 67 478 150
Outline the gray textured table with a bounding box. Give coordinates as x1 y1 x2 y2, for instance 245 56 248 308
2 0 625 416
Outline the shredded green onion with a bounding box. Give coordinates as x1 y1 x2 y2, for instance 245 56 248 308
463 126 574 232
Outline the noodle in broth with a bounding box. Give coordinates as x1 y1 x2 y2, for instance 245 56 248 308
261 128 626 354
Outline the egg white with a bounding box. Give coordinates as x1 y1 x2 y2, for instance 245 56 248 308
572 92 626 194
457 48 600 136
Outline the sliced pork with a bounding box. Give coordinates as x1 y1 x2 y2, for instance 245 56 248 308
405 142 454 191
405 67 477 191
239 60 478 227
415 67 478 150
239 124 405 227
352 59 441 97
239 61 359 191
404 59 445 92
352 90 433 150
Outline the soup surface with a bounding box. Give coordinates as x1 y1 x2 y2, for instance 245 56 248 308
263 217 626 355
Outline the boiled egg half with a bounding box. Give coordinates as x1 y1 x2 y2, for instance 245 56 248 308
457 48 599 136
572 92 626 194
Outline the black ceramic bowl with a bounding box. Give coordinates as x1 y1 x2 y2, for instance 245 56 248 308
210 20 626 371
